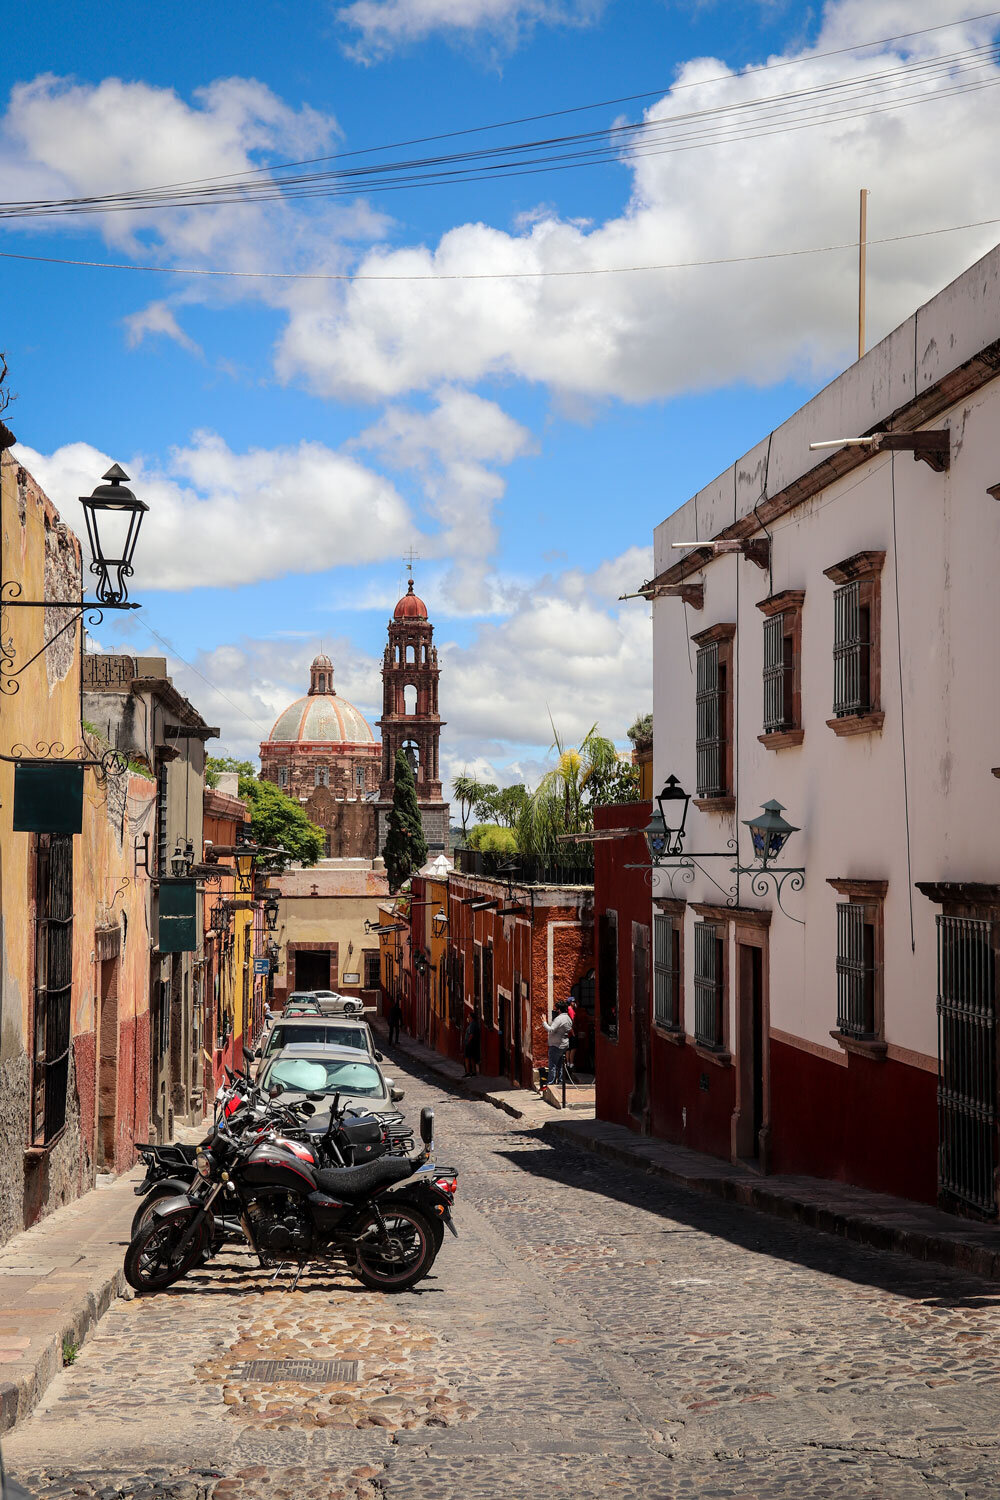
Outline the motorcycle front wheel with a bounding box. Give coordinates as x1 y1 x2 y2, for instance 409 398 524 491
131 1184 186 1239
124 1212 210 1293
350 1204 436 1292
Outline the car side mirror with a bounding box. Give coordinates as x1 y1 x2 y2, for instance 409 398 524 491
390 1088 405 1103
252 1048 261 1060
268 1084 282 1099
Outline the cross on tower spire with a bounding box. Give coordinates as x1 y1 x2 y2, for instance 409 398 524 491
403 546 420 577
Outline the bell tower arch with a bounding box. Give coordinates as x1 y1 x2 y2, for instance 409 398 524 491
377 574 450 852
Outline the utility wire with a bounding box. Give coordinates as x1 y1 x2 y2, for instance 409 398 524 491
5 9 998 207
4 211 1000 281
135 613 274 739
0 39 997 218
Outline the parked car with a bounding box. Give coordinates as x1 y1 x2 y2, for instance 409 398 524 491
311 989 366 1017
283 991 322 1016
254 1014 383 1074
258 1043 404 1120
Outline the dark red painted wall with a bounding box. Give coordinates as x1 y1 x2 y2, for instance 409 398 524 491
594 801 650 1130
769 1038 937 1204
649 1039 737 1159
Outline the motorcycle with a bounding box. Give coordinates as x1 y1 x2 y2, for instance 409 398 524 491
124 1103 454 1295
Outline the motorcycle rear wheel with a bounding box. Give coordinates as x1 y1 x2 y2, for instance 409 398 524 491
124 1213 209 1293
350 1204 436 1292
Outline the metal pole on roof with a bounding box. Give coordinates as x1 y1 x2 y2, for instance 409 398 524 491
858 188 869 361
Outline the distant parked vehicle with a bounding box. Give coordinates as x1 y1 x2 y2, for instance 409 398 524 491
253 1015 384 1073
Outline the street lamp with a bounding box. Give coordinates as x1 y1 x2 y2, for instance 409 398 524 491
78 465 149 607
643 775 691 863
170 838 195 877
234 847 256 893
743 800 799 867
432 907 448 936
263 895 279 931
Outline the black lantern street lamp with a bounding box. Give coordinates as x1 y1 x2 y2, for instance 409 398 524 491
79 465 149 606
263 895 279 932
643 775 691 862
432 907 448 936
170 838 195 877
743 800 799 867
234 847 256 894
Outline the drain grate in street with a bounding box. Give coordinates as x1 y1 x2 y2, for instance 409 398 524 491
234 1359 358 1383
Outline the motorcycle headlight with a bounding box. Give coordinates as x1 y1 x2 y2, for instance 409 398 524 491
195 1150 212 1178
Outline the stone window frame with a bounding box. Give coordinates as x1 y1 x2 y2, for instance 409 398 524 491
756 589 805 750
652 898 685 1041
827 877 887 1060
277 765 289 790
691 622 737 812
823 550 886 737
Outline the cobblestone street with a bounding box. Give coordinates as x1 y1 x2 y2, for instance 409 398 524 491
8 1054 1000 1499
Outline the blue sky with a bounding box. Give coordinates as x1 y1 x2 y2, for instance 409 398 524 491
4 0 1000 786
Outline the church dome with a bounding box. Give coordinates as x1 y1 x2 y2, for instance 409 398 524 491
268 655 375 743
268 694 375 744
394 579 428 620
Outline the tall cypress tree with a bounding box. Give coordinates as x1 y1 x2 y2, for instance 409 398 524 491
382 748 428 891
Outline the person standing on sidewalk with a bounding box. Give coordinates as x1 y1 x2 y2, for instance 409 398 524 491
388 996 403 1045
463 1011 481 1076
542 1000 573 1087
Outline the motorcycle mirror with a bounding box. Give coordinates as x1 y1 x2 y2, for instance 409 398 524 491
299 1102 316 1116
374 1051 384 1061
419 1106 434 1146
268 1084 282 1099
305 1092 325 1101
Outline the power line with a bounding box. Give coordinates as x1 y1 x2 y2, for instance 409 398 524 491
4 211 1000 282
9 8 1000 206
1 34 997 218
135 613 274 739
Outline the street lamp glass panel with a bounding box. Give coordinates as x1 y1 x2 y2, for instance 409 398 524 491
264 897 279 931
234 849 255 892
78 465 149 606
743 800 799 865
643 808 667 863
656 776 691 856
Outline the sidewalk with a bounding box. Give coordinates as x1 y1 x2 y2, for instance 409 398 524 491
371 1017 579 1128
0 1166 143 1432
376 1020 1000 1285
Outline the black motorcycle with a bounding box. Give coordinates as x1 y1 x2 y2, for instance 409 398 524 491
124 1105 453 1294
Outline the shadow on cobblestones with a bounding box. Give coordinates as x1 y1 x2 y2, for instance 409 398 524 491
496 1136 1000 1310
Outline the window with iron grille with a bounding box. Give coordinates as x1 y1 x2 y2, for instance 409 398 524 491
473 945 482 1017
695 642 724 798
155 762 169 877
598 910 618 1038
692 623 735 800
823 552 884 728
832 581 871 717
448 949 464 1027
836 901 879 1037
693 921 725 1049
32 833 74 1145
936 913 998 1217
363 949 380 988
653 911 681 1029
763 613 795 732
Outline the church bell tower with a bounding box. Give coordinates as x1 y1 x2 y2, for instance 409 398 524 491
376 573 449 852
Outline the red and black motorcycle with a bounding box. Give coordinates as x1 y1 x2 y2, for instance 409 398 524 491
124 1104 455 1295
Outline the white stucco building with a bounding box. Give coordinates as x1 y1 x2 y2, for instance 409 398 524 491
645 242 1000 1214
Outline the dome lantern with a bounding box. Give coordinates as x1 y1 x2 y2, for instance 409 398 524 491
309 653 334 697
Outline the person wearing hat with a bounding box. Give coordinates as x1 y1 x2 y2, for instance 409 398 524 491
542 999 573 1087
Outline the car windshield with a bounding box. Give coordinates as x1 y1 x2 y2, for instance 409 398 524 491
266 1057 385 1096
264 1025 368 1056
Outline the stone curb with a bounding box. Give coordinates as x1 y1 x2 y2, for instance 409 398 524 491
371 1018 538 1121
0 1264 125 1433
543 1120 1000 1283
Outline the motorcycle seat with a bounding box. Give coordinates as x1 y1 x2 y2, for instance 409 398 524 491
312 1156 414 1200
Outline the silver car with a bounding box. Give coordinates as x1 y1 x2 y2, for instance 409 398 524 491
258 1043 404 1122
257 1013 379 1059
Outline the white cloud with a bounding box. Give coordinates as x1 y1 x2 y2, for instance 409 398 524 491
277 1 1000 402
13 433 418 591
354 389 536 587
123 301 203 356
336 0 604 62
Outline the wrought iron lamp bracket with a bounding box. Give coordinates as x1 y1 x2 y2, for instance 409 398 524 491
0 740 129 780
728 862 806 923
0 584 139 697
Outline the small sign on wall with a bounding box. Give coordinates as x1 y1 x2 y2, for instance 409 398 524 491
342 972 360 985
12 762 84 834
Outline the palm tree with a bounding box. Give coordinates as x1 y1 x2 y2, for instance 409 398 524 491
517 723 622 857
452 772 485 839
